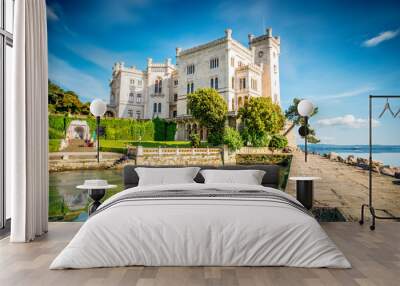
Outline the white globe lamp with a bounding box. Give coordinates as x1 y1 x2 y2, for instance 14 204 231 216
297 99 314 163
90 99 107 163
90 99 107 117
297 99 314 117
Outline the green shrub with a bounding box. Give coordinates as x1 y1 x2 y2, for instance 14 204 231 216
269 134 288 149
189 134 201 147
153 117 165 141
153 117 177 141
166 122 177 141
223 127 243 152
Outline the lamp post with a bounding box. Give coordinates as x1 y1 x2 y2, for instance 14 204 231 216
297 99 315 162
90 99 107 163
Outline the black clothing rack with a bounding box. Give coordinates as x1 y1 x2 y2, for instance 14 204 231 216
360 95 400 230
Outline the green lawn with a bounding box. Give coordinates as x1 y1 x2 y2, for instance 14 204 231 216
49 139 61 152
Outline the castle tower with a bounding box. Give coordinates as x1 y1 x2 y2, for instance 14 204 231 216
248 28 281 105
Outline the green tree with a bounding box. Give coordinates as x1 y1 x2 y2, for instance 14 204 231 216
269 134 288 150
189 133 201 147
187 88 228 145
285 98 320 143
48 80 91 115
223 127 243 152
238 97 285 147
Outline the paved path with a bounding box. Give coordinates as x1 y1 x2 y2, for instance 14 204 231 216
286 151 400 221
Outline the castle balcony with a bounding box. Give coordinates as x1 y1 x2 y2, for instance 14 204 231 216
150 92 165 98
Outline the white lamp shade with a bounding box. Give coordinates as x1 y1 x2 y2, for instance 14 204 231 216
297 99 314 117
90 99 107 117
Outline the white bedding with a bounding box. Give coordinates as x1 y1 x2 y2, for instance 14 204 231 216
50 183 351 269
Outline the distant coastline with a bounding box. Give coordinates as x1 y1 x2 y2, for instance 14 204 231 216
298 144 400 167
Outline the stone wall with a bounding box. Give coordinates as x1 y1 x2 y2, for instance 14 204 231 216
135 154 222 166
134 146 223 166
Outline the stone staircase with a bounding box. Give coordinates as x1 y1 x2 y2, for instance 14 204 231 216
62 139 95 152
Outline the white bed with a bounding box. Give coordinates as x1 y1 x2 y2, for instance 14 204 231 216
50 183 351 269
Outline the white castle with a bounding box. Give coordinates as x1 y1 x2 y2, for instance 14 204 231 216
108 28 281 141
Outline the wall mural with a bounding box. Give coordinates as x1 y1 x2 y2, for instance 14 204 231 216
46 0 400 223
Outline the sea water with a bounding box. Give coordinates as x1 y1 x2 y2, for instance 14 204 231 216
299 144 400 167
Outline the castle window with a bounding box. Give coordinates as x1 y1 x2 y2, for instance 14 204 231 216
191 82 194 93
136 94 142 103
210 57 219 69
230 57 235 67
240 78 246 90
130 79 135 85
210 78 214 88
187 83 190 94
231 98 235 110
174 79 178 86
136 111 141 119
214 77 218 89
153 103 157 113
174 93 178 102
274 65 277 74
187 64 195 75
129 92 134 102
128 109 133 117
154 79 162 93
231 77 235 89
158 103 162 113
173 110 177 118
251 79 257 91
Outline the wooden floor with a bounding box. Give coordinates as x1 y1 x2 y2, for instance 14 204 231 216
0 222 399 286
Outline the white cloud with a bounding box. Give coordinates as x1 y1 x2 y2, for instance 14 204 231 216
311 86 373 101
48 54 109 102
362 29 399 47
317 114 379 128
46 6 59 21
66 43 140 71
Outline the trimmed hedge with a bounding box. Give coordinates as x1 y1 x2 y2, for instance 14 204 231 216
100 140 195 148
49 139 61 152
99 146 127 154
49 114 176 141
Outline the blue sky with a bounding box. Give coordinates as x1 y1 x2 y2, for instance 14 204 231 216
47 0 400 145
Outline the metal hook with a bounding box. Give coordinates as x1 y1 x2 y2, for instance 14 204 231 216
378 98 395 118
394 106 400 118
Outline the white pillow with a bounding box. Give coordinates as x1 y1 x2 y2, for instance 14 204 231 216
135 167 200 186
200 169 266 185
